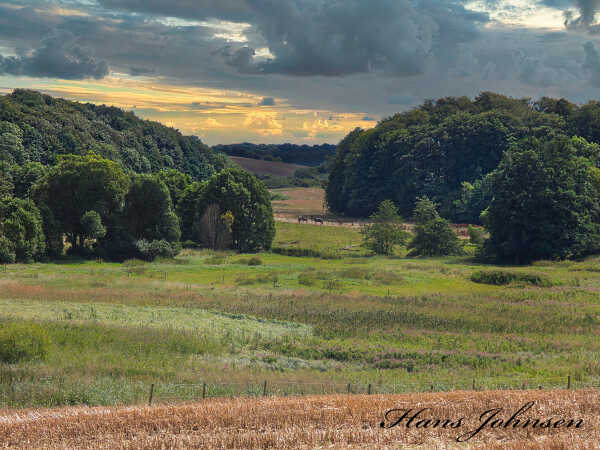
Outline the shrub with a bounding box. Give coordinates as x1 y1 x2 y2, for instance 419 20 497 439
135 239 181 261
248 256 263 266
182 240 196 249
468 225 486 245
0 322 51 363
0 236 15 264
470 270 552 287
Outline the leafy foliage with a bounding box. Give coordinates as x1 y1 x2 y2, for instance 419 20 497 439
0 196 45 262
360 200 409 255
0 322 50 363
214 143 335 166
408 197 463 257
482 136 600 263
179 168 275 252
326 92 577 220
0 89 228 178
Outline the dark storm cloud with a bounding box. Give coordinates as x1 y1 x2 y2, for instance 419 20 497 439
2 0 600 126
0 31 109 80
96 0 488 77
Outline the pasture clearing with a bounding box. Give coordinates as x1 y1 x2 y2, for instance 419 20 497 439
0 222 599 408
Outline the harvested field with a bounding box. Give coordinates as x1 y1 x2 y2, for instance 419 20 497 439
230 156 307 177
0 390 595 449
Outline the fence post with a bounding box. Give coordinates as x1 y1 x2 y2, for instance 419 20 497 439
368 383 372 395
148 383 154 405
430 384 434 392
472 379 475 391
202 383 206 399
567 375 571 390
347 383 351 394
263 380 267 397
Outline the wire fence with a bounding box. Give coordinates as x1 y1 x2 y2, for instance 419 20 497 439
147 375 595 405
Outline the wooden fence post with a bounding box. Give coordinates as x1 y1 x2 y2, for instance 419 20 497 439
148 383 154 405
368 383 372 395
202 383 206 399
567 375 571 390
347 383 351 394
263 380 267 397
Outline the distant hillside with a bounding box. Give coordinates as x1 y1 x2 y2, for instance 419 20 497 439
0 90 228 179
214 143 335 166
230 156 308 177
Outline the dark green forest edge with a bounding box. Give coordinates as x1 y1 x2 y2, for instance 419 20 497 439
327 92 600 262
0 89 274 263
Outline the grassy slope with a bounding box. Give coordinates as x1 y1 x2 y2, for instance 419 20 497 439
0 222 599 407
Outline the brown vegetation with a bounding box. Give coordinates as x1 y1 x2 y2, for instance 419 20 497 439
1 389 597 449
230 156 307 177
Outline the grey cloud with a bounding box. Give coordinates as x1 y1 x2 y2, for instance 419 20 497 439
583 41 600 85
259 97 275 106
361 116 376 121
95 0 488 77
0 32 109 80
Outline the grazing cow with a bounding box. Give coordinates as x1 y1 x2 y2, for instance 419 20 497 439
298 216 308 223
314 217 324 224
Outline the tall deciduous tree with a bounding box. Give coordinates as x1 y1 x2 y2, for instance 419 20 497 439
482 136 600 263
33 152 128 254
179 168 274 252
0 196 45 262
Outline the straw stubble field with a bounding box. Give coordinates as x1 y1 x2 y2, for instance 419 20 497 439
1 390 597 449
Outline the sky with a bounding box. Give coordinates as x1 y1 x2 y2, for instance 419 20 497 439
1 1 600 145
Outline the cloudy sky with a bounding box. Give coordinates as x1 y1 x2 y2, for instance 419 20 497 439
0 0 599 145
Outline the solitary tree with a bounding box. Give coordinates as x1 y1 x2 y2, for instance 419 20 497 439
408 196 463 256
361 200 409 255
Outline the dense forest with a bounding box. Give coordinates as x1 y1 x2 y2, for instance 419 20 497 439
0 89 229 181
214 143 336 166
326 92 600 223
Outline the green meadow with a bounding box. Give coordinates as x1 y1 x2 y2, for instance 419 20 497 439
1 222 599 407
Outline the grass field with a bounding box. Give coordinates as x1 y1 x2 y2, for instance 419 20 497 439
1 390 596 449
0 221 599 410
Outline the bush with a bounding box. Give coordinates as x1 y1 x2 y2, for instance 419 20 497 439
0 322 51 363
470 270 552 287
271 247 321 257
182 240 196 249
0 236 15 264
408 217 464 257
135 239 181 261
247 256 263 266
468 225 486 245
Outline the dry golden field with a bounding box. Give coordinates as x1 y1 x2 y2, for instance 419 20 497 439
1 389 597 449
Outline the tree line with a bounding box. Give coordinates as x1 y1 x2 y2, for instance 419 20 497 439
214 143 336 166
0 89 229 182
328 92 600 262
0 152 275 263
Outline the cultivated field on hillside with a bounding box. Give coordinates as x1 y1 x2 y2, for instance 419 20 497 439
230 156 308 177
0 390 596 449
1 222 600 409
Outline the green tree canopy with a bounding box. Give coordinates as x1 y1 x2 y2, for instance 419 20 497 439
0 196 45 262
179 168 274 252
482 136 600 263
408 196 463 257
33 152 129 254
361 200 409 255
